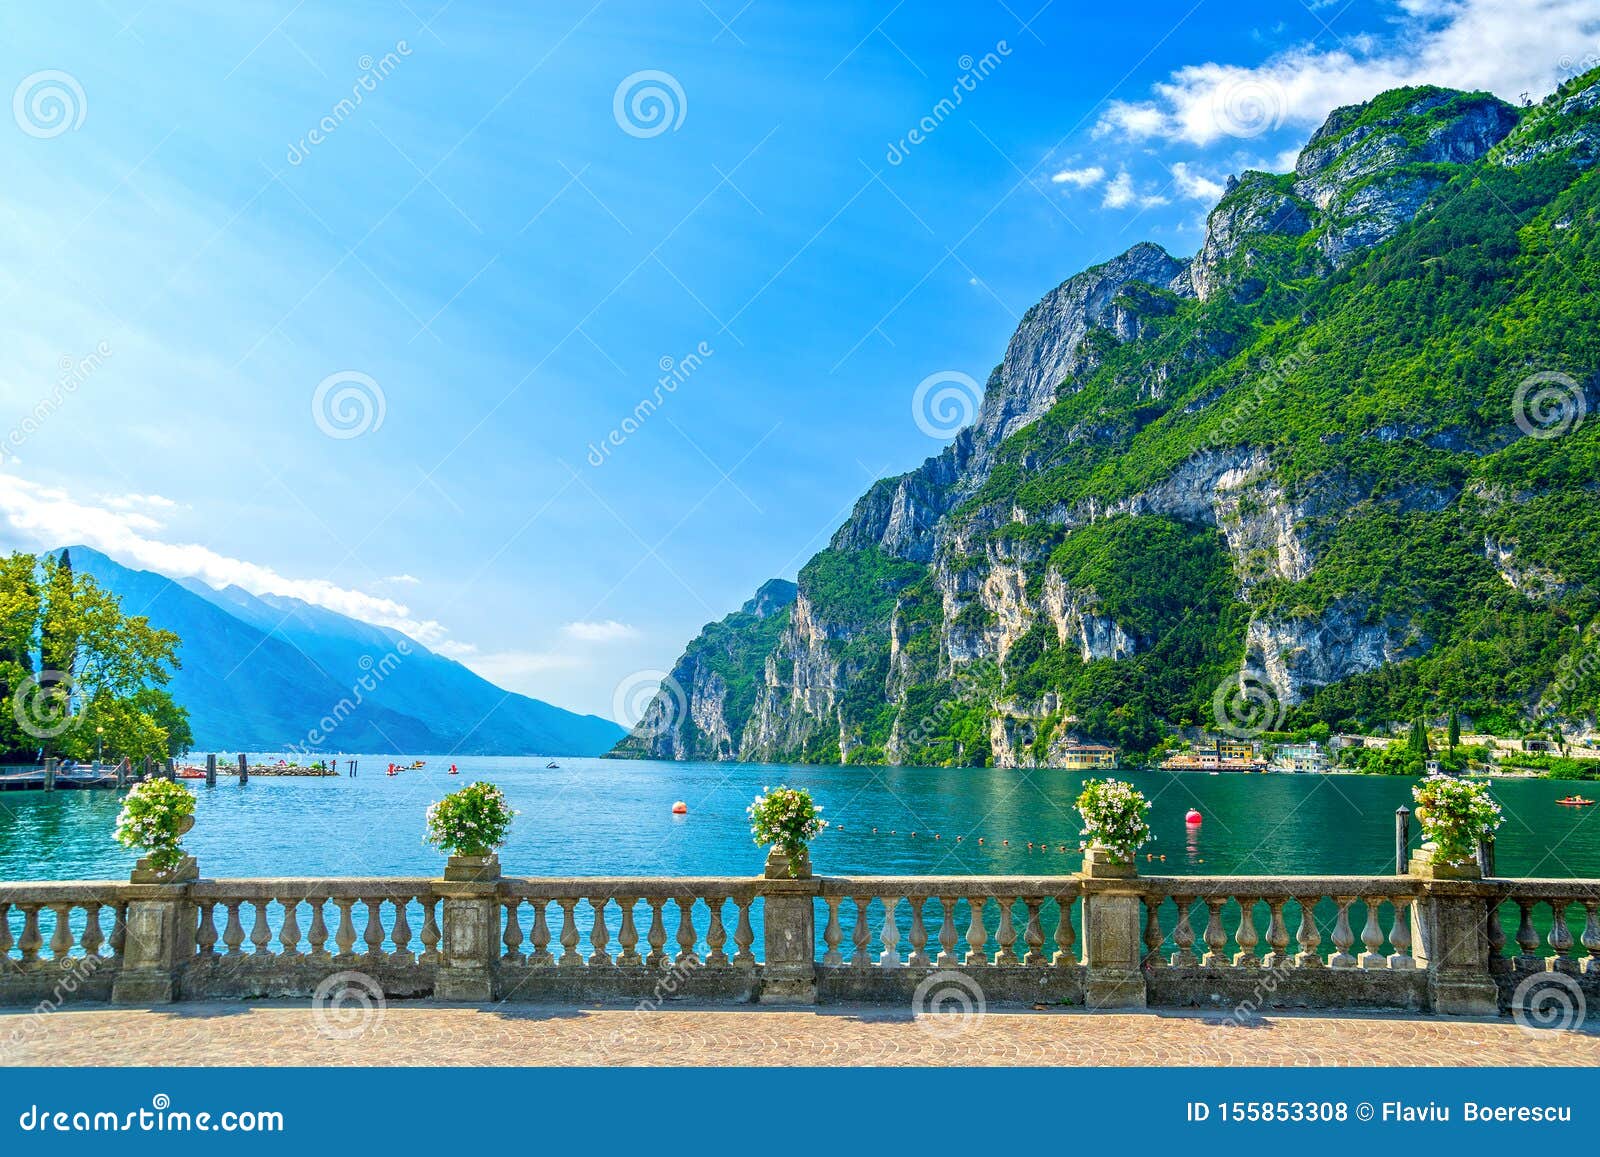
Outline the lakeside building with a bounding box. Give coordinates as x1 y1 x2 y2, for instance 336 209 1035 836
1273 741 1330 773
1159 737 1264 771
1059 744 1118 770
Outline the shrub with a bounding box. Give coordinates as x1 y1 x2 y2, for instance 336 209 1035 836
1075 777 1152 863
113 778 196 870
1412 774 1502 866
748 786 826 875
424 782 515 857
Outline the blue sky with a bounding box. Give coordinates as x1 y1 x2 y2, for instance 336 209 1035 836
0 0 1595 721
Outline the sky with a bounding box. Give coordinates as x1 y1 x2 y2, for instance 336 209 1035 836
0 0 1596 724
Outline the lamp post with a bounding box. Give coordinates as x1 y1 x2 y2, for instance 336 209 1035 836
96 725 104 766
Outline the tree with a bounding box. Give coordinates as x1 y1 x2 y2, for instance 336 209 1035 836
1447 709 1461 751
1408 716 1432 757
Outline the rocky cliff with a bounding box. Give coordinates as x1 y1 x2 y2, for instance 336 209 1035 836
612 73 1600 766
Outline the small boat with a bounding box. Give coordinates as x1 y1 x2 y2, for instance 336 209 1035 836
546 761 560 769
1556 796 1596 807
407 760 426 770
176 767 207 780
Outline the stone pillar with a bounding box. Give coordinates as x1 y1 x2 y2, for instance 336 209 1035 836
761 874 819 1004
111 858 199 1004
434 855 502 1001
43 757 55 792
1410 866 1498 1016
1079 849 1147 1010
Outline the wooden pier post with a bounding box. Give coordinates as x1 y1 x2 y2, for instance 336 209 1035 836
1395 806 1411 875
143 756 153 782
238 753 248 785
116 757 128 788
43 757 55 792
164 758 176 782
205 753 217 787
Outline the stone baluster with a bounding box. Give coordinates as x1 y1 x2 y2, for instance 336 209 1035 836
362 900 386 957
333 898 357 958
1387 896 1414 969
249 901 273 955
589 897 614 966
1547 900 1577 974
502 901 525 962
1170 897 1198 966
47 903 73 960
879 896 902 968
19 904 42 964
308 900 330 958
278 899 302 957
82 903 106 959
643 898 666 967
110 903 128 960
1293 897 1323 967
1142 898 1164 967
1580 901 1600 976
850 896 873 969
1023 898 1046 966
1262 898 1291 968
821 897 844 966
1201 898 1228 967
994 898 1019 965
1053 895 1077 966
419 897 440 964
1233 897 1260 967
1328 897 1356 969
0 903 12 964
908 897 931 967
530 901 554 966
1486 901 1510 975
195 902 217 957
674 898 700 965
617 898 642 966
732 898 756 967
222 902 246 955
937 897 960 966
557 899 582 967
1357 898 1385 968
1514 900 1541 970
390 900 412 959
964 896 988 966
702 897 727 967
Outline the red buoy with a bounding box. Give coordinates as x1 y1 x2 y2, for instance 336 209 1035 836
1185 809 1203 825
671 801 688 815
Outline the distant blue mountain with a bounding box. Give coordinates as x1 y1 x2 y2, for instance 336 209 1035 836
67 546 624 756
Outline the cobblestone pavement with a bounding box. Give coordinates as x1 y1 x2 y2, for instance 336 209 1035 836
2 1003 1597 1066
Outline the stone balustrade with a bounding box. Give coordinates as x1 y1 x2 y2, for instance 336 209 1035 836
2 867 1598 1016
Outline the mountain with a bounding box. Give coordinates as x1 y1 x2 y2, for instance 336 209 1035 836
614 74 1600 767
68 547 624 755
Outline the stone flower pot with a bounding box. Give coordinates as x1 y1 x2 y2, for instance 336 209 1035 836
444 852 502 882
131 854 198 884
1408 849 1481 881
1079 845 1136 880
764 847 812 880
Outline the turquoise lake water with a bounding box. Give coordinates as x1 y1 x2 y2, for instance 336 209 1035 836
3 756 1598 881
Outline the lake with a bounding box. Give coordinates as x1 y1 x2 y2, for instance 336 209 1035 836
3 756 1598 881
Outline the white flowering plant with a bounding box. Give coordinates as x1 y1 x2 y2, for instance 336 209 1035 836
748 785 825 875
1412 774 1501 866
425 781 515 857
113 778 196 870
1076 777 1152 863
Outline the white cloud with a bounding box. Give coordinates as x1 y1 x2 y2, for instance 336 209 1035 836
1171 161 1227 203
564 619 638 642
380 573 421 585
0 472 447 643
1102 170 1170 210
1050 165 1106 188
460 649 587 686
1095 0 1600 148
100 493 179 511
